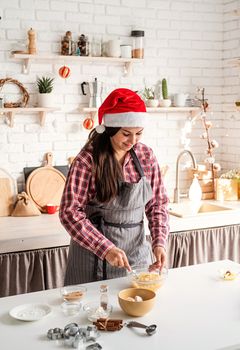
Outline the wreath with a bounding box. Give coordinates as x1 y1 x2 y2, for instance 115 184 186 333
0 78 29 108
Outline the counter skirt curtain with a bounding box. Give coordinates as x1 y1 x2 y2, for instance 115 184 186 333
167 224 240 268
0 246 69 298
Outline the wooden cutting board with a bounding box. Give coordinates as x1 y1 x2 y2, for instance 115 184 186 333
0 178 13 216
0 168 17 217
26 152 66 212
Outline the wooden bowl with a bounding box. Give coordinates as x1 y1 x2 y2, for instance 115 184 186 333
118 288 156 317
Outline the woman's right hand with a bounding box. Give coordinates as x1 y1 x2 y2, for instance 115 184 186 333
105 247 131 271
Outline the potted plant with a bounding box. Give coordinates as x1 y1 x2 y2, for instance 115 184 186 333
142 87 159 107
37 76 55 107
159 78 171 107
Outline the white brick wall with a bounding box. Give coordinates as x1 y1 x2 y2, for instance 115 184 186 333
222 0 240 171
0 0 228 199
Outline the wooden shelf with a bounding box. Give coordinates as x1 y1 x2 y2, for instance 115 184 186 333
0 107 59 127
11 53 143 75
81 106 200 116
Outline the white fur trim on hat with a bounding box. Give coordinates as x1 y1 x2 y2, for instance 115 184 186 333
103 112 146 128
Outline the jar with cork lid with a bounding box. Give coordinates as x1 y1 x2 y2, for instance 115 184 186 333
131 30 144 58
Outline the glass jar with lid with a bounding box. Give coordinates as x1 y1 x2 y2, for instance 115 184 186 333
131 30 144 58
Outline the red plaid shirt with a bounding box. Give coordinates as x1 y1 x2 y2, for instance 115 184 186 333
59 142 169 260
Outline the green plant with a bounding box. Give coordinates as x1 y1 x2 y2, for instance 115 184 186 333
162 78 168 99
142 87 155 100
37 76 54 93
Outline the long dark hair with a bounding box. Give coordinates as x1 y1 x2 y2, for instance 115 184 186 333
83 127 123 203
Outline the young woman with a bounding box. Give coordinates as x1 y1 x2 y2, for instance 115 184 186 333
59 88 169 284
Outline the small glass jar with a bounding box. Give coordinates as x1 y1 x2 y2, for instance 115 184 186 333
61 31 75 56
131 30 144 58
78 34 89 56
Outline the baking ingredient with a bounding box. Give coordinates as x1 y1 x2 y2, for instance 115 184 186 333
132 271 162 291
64 290 84 301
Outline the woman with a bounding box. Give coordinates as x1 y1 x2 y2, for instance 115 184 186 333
59 88 169 284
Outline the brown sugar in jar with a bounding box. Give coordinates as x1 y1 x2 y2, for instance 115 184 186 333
131 30 144 59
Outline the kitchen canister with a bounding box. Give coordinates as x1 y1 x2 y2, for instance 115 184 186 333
106 39 121 58
120 45 132 58
131 30 144 58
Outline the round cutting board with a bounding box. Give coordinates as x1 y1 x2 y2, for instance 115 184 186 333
26 152 66 212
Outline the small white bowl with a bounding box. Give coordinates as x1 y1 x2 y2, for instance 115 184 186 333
61 301 81 316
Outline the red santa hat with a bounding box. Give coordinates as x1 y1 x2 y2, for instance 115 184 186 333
96 88 146 133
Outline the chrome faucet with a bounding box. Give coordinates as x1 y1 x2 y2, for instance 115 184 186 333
173 150 197 203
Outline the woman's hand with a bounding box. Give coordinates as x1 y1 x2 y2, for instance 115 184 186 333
105 247 131 271
149 246 166 272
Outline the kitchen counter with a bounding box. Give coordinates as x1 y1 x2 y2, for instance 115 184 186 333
0 260 240 350
1 200 240 254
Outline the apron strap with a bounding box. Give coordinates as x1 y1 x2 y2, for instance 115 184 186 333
130 148 145 177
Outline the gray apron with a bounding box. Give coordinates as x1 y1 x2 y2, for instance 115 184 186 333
64 149 153 285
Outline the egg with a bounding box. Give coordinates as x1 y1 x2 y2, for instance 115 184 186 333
134 295 143 302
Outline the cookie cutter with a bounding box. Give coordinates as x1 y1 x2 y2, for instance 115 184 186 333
47 327 64 340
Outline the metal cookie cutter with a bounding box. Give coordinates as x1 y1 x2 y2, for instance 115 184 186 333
64 323 81 347
82 325 100 342
47 327 64 340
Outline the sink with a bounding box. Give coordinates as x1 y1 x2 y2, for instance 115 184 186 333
168 202 233 218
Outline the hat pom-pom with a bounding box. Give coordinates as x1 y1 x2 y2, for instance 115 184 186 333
96 124 105 134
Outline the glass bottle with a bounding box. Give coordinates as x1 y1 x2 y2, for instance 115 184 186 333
99 284 108 311
131 30 144 58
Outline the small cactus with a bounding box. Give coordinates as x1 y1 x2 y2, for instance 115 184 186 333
162 78 168 99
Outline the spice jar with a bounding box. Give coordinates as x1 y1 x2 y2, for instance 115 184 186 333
77 34 89 56
131 30 144 58
61 31 74 56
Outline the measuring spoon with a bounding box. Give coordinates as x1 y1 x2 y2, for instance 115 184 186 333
126 321 157 336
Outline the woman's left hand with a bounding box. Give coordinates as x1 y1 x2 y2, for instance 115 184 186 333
149 246 166 272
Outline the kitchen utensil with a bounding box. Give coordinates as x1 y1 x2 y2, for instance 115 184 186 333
9 303 51 321
60 285 87 302
61 301 81 316
106 39 121 57
128 265 168 292
0 168 17 216
126 321 157 336
118 288 156 317
24 164 69 182
26 152 66 212
81 78 103 108
83 301 113 321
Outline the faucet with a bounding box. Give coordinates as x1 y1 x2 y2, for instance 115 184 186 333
173 150 197 203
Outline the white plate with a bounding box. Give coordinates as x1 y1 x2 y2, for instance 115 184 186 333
9 303 51 321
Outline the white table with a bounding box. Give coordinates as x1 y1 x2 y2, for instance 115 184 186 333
0 260 240 350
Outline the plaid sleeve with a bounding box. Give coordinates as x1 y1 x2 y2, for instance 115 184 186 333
59 151 115 260
144 149 170 250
